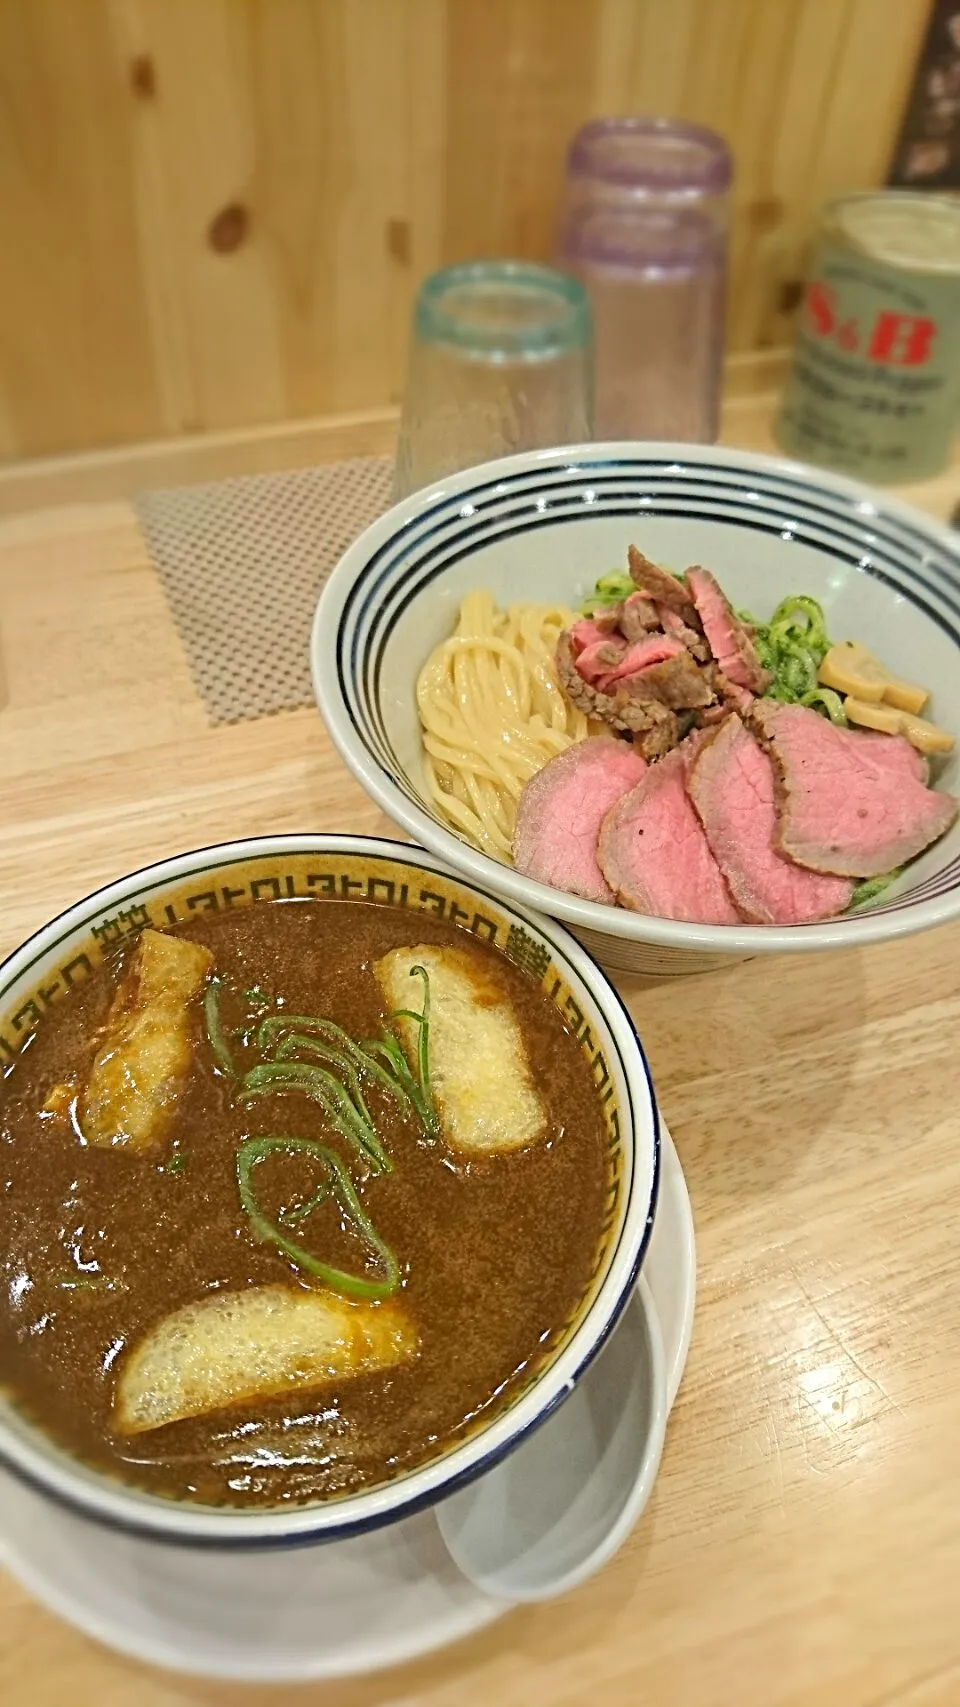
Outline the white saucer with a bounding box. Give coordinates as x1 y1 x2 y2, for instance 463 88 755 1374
644 1120 697 1409
0 1122 695 1683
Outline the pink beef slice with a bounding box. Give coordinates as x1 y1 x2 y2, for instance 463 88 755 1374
686 567 772 694
854 726 929 785
688 715 854 924
556 632 679 744
513 739 648 903
597 736 741 923
658 604 710 661
593 634 685 691
626 652 715 710
568 618 627 687
707 663 754 716
751 701 958 878
620 592 660 641
569 617 621 653
574 638 627 683
628 545 697 619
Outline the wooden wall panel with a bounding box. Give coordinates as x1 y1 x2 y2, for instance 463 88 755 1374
0 0 164 451
443 0 601 260
0 0 932 459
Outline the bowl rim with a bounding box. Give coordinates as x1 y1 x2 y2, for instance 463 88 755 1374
312 438 960 955
0 833 660 1548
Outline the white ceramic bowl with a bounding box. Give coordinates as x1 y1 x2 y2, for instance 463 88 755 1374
0 835 659 1547
313 442 960 975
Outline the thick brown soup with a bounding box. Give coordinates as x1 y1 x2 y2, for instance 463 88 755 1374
0 901 608 1509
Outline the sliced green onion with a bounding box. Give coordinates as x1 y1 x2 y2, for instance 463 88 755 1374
405 966 436 1133
203 978 236 1079
578 570 633 615
849 869 901 909
258 1014 413 1110
279 1180 331 1226
769 595 829 662
362 1036 435 1138
241 1061 392 1174
267 1021 409 1116
775 642 819 697
362 1035 415 1089
736 593 840 723
597 570 632 595
258 1013 354 1056
363 964 440 1141
799 687 847 726
215 979 442 1175
274 1033 379 1131
236 1135 399 1300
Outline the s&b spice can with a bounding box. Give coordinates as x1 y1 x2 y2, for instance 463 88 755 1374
776 192 960 483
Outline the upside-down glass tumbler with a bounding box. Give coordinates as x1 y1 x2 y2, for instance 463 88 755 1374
393 261 593 499
556 117 732 443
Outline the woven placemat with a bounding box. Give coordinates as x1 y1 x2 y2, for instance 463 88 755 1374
136 456 393 723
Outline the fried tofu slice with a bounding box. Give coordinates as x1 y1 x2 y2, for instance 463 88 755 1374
81 929 213 1151
375 944 546 1156
113 1285 418 1434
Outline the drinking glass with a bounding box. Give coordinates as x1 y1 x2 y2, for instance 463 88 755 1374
556 117 732 443
393 261 592 499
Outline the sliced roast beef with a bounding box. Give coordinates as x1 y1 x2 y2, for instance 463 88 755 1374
571 621 688 693
632 709 683 760
513 739 647 903
696 702 729 728
558 632 629 722
705 663 754 717
628 545 698 621
854 727 929 785
597 735 740 924
658 604 710 661
557 632 678 744
624 650 715 709
590 607 624 634
568 616 625 656
751 701 958 877
620 591 660 641
688 716 854 924
589 634 685 691
572 624 715 706
568 618 606 650
686 567 772 694
574 637 627 683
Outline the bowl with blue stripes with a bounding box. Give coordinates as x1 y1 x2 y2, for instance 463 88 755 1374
312 443 960 976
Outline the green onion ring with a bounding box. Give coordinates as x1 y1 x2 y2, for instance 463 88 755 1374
203 978 236 1079
240 1062 392 1174
849 869 901 910
236 1135 399 1300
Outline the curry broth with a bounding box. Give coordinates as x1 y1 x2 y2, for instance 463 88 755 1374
0 900 609 1508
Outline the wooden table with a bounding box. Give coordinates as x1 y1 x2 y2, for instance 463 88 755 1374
0 410 959 1707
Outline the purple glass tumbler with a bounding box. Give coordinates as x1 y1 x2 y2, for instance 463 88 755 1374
556 118 732 442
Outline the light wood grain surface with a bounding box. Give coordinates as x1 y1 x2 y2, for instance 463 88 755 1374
0 0 930 458
0 409 959 1707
